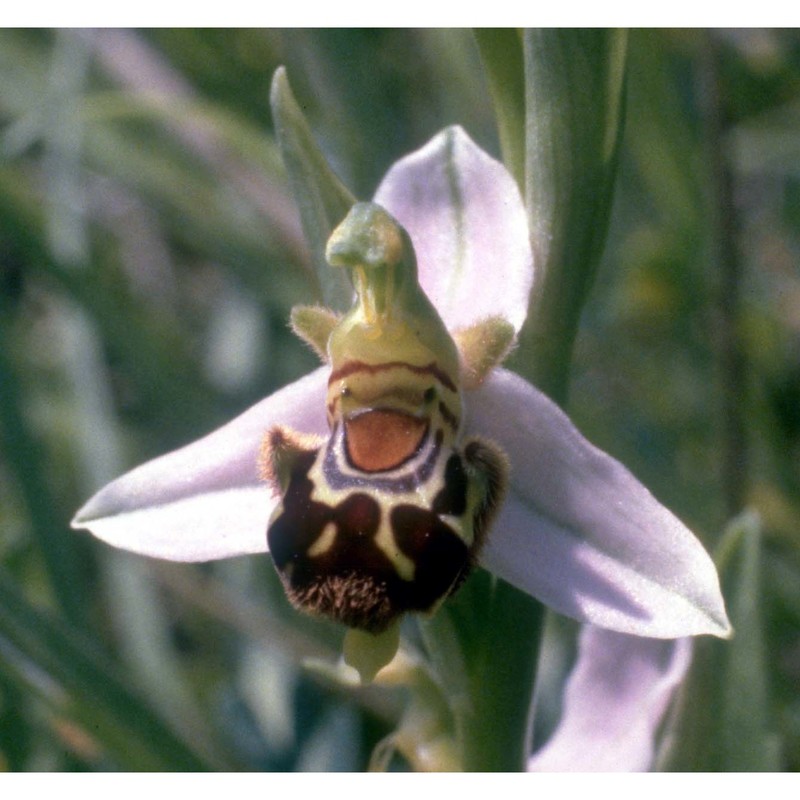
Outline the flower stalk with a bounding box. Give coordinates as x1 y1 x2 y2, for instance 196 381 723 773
459 580 545 770
452 29 630 771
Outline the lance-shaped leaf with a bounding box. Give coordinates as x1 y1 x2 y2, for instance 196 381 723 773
271 67 355 311
474 29 526 189
662 512 781 770
0 567 215 770
522 29 628 397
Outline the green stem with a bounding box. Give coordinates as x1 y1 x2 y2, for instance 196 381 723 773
423 571 546 771
460 581 545 771
430 31 629 772
464 30 629 772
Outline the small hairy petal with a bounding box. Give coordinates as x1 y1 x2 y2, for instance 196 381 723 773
529 627 692 772
72 368 329 561
374 126 534 334
467 369 731 638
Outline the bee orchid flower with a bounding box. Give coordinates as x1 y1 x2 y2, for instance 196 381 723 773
72 127 730 690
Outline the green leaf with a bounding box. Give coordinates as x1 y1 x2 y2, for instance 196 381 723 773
0 311 88 628
660 512 782 771
520 29 628 402
715 512 782 770
474 29 525 189
270 66 355 312
0 568 218 771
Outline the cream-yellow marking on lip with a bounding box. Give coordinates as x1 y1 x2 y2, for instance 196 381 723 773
307 521 338 557
375 517 415 582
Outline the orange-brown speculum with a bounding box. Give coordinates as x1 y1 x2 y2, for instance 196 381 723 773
344 409 428 473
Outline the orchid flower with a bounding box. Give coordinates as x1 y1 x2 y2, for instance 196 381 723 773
72 127 730 757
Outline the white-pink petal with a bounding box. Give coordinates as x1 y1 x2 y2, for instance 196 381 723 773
529 627 692 772
374 126 534 335
467 369 731 638
71 367 328 561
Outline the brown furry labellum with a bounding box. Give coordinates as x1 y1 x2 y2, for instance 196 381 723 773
261 394 507 634
260 202 509 635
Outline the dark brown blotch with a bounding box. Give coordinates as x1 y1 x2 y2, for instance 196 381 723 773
390 504 471 612
268 438 508 634
269 452 444 632
432 453 468 516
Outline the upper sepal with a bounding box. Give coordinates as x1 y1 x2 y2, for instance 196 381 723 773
374 126 534 335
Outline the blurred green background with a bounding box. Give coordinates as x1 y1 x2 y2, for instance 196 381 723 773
0 28 798 771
